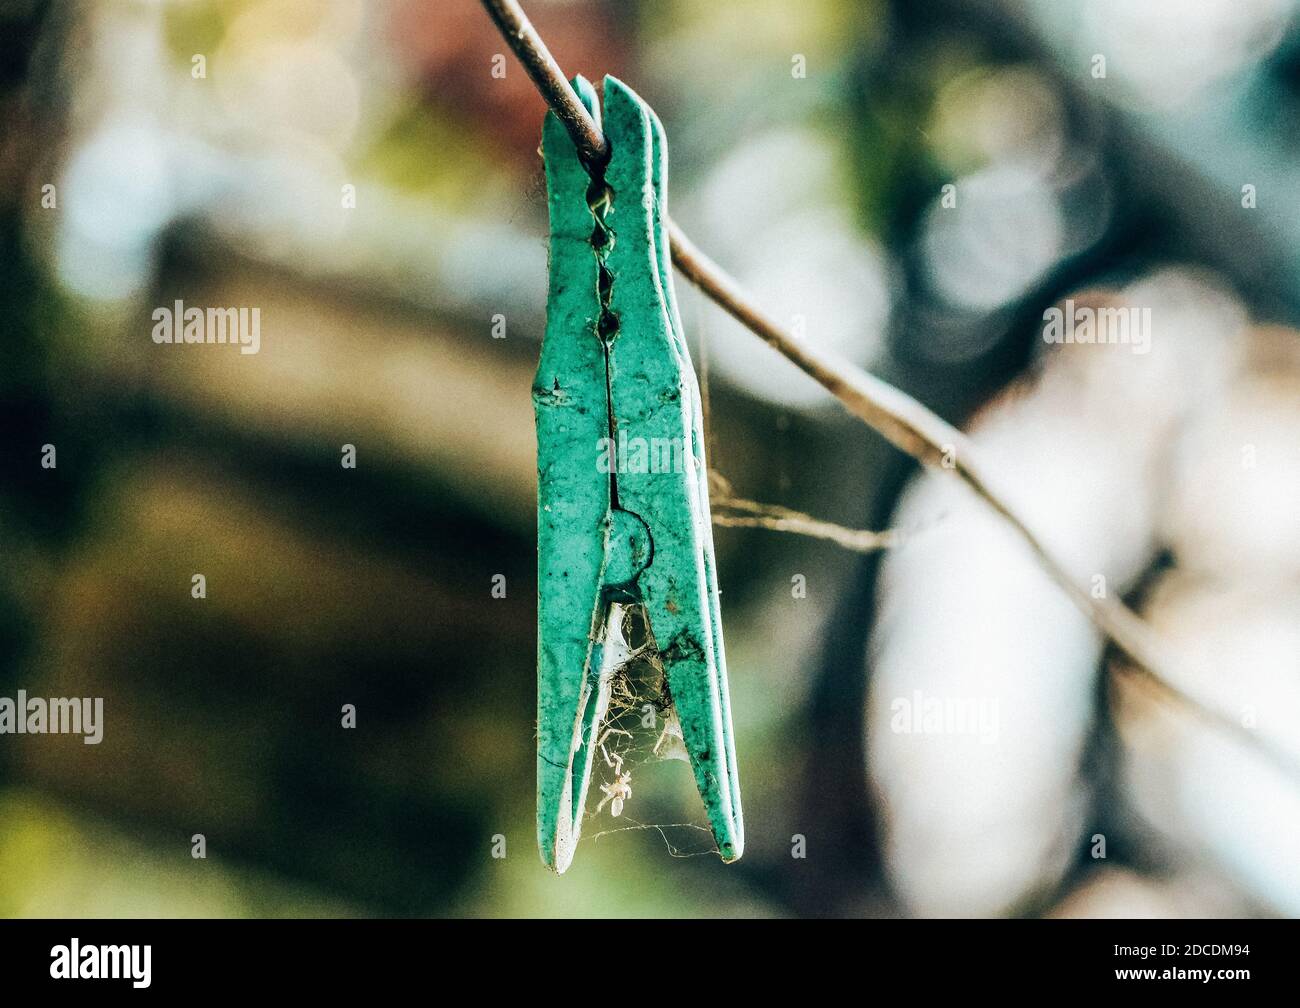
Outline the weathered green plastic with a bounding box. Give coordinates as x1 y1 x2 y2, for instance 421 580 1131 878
534 75 743 874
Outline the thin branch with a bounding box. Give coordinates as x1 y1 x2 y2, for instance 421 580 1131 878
477 0 1300 783
481 0 608 168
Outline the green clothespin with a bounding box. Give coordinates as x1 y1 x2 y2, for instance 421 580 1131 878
534 75 743 874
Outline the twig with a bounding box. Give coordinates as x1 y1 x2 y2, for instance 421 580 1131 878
477 0 1300 783
482 0 608 167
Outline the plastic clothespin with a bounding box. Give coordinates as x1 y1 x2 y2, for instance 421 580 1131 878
534 75 743 874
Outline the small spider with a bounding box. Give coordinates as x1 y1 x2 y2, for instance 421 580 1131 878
595 725 633 816
596 771 632 817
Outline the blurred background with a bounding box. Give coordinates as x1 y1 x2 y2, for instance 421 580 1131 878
1 0 1298 918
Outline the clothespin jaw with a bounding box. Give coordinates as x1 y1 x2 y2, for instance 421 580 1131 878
534 75 743 874
534 75 612 875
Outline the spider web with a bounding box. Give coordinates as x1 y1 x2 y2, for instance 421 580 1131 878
584 602 719 858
